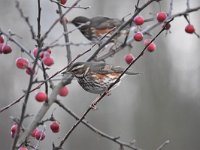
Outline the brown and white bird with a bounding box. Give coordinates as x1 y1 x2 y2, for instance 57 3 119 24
70 16 125 42
68 61 138 94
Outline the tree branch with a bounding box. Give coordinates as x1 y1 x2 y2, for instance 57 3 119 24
55 100 141 150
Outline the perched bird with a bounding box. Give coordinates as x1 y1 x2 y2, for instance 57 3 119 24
68 62 138 94
70 16 125 42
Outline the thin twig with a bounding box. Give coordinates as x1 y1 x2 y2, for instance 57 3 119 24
11 0 43 148
48 21 90 46
135 0 141 11
41 0 82 41
41 63 49 94
0 86 40 113
156 140 170 150
50 0 90 9
57 1 72 63
55 100 141 150
15 0 36 40
168 0 173 17
173 6 200 18
186 0 190 10
0 29 35 62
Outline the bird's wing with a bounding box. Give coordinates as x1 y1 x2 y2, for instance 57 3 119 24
91 17 122 29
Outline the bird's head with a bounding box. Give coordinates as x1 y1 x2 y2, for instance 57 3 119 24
68 62 89 77
71 16 90 27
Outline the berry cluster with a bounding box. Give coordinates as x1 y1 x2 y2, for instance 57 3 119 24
124 10 197 64
11 120 60 149
124 11 167 64
33 48 54 66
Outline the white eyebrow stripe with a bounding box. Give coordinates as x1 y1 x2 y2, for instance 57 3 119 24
84 67 90 76
72 64 84 71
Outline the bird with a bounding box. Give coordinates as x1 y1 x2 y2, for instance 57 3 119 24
68 61 138 94
70 16 126 42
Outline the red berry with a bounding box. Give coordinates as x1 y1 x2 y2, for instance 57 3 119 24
35 92 48 102
33 48 39 58
43 51 51 58
0 36 4 43
185 24 195 34
33 48 51 58
60 0 67 5
0 44 12 54
133 16 144 25
134 32 143 41
144 39 151 46
16 57 29 69
26 67 35 75
124 53 135 64
59 86 69 97
50 121 60 133
163 23 171 30
31 128 39 137
35 130 45 140
42 56 54 66
46 49 52 54
156 11 167 22
147 43 156 52
32 48 43 58
144 39 157 52
18 147 28 150
10 124 18 138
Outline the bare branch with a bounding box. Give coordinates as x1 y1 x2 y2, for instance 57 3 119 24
12 0 45 148
55 100 141 150
156 140 170 150
168 0 173 16
15 0 36 40
57 2 72 63
186 0 190 10
41 0 82 41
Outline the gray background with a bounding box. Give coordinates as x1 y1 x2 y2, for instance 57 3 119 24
0 0 200 150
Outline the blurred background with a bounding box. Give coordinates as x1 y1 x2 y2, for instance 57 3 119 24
0 0 200 149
